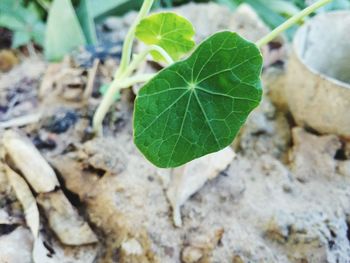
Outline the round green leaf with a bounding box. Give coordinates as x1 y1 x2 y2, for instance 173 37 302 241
135 12 195 62
134 31 263 168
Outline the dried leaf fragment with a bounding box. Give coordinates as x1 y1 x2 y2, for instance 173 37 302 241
37 190 98 245
3 130 59 193
167 147 235 227
5 165 40 237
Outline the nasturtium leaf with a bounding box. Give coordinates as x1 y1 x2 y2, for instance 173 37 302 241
134 31 263 168
135 12 195 62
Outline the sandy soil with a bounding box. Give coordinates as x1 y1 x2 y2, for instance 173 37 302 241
0 3 350 263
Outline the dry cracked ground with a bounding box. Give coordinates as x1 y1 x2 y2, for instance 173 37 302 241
0 3 350 263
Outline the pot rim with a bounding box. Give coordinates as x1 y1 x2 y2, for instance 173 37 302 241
293 10 350 90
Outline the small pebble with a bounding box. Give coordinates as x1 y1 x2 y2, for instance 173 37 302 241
182 246 203 263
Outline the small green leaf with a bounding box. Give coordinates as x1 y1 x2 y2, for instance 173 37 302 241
135 12 195 62
45 0 86 61
134 31 263 168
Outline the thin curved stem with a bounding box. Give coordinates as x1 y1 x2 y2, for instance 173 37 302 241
93 45 174 135
149 45 174 65
116 0 154 77
256 0 333 48
92 74 155 135
119 74 155 90
93 0 155 134
122 45 174 78
121 50 150 79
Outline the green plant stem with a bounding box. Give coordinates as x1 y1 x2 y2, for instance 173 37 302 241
149 45 175 65
93 45 173 135
116 0 154 77
255 0 332 48
92 74 154 135
92 0 155 134
119 74 155 91
122 45 174 78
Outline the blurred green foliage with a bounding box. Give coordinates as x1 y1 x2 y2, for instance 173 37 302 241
0 0 45 48
154 0 210 7
215 0 350 37
0 0 349 59
45 0 86 60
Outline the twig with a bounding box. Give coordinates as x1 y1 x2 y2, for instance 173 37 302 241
0 112 42 129
27 42 38 58
83 59 100 102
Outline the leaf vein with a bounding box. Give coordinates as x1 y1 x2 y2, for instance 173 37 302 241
193 91 221 148
195 86 259 103
136 90 190 138
167 91 193 166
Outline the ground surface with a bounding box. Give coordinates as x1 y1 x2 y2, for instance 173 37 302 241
0 3 350 263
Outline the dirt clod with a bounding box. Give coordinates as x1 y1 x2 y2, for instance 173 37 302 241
44 111 79 134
